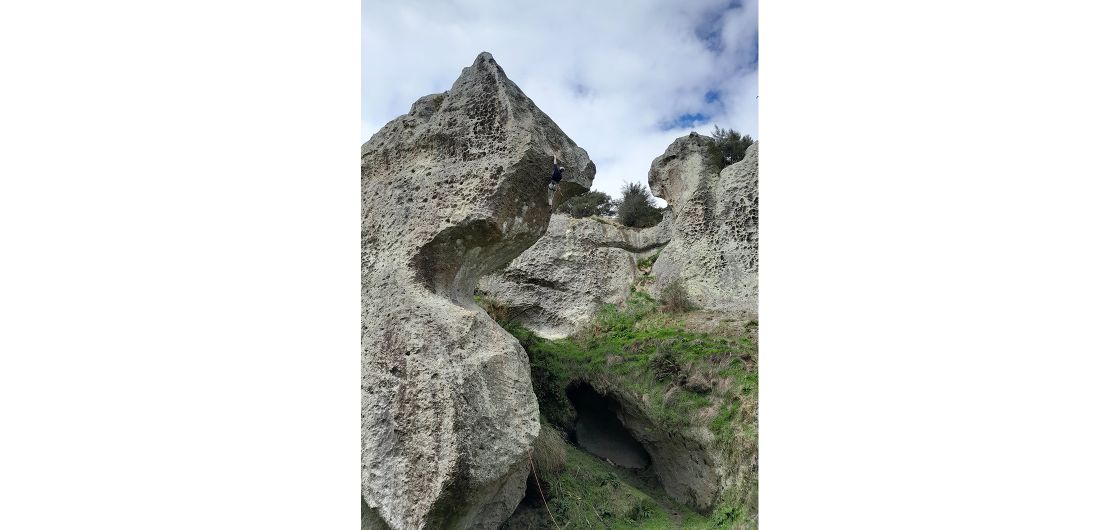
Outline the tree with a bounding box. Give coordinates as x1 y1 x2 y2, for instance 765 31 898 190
708 125 755 170
614 182 663 228
556 190 615 218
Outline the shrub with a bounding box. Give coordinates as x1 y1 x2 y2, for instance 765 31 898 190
556 190 615 218
614 182 664 228
707 125 755 170
660 277 692 313
650 344 681 381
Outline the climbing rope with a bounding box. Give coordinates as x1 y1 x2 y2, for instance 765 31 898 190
527 449 560 530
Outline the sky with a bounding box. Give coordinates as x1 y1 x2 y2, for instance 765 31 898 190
362 0 758 201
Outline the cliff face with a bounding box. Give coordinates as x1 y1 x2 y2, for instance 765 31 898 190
361 52 593 529
648 134 758 316
477 214 670 339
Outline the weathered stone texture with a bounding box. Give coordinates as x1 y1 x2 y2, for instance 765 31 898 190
648 134 758 315
361 52 593 529
478 214 670 339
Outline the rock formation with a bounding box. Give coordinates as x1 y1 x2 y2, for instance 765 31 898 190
361 52 594 529
477 214 670 339
648 134 758 315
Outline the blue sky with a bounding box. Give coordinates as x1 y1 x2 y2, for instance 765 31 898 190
362 0 758 200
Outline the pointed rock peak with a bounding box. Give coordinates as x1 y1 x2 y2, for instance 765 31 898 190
461 50 507 79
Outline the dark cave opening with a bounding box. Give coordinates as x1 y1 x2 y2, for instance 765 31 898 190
565 382 651 469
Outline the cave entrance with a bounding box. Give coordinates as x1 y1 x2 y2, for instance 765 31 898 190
565 382 651 469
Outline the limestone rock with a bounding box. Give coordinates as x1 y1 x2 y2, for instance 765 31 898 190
477 213 670 339
648 134 758 315
361 52 594 529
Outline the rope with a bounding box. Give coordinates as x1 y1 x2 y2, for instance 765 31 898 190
528 450 560 530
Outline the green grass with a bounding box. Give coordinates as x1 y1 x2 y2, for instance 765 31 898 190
531 442 685 529
517 431 757 530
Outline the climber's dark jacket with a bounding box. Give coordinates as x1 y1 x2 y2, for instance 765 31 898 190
551 163 563 183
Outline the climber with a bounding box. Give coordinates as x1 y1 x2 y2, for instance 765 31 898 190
547 154 565 209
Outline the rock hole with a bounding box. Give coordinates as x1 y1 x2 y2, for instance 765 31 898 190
565 382 650 469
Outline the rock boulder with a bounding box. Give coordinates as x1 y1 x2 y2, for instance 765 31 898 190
478 214 670 339
648 134 758 315
361 52 594 529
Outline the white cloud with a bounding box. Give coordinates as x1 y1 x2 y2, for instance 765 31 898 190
362 0 758 201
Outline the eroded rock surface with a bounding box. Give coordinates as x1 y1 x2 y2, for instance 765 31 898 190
477 214 670 339
362 52 594 530
648 134 758 315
